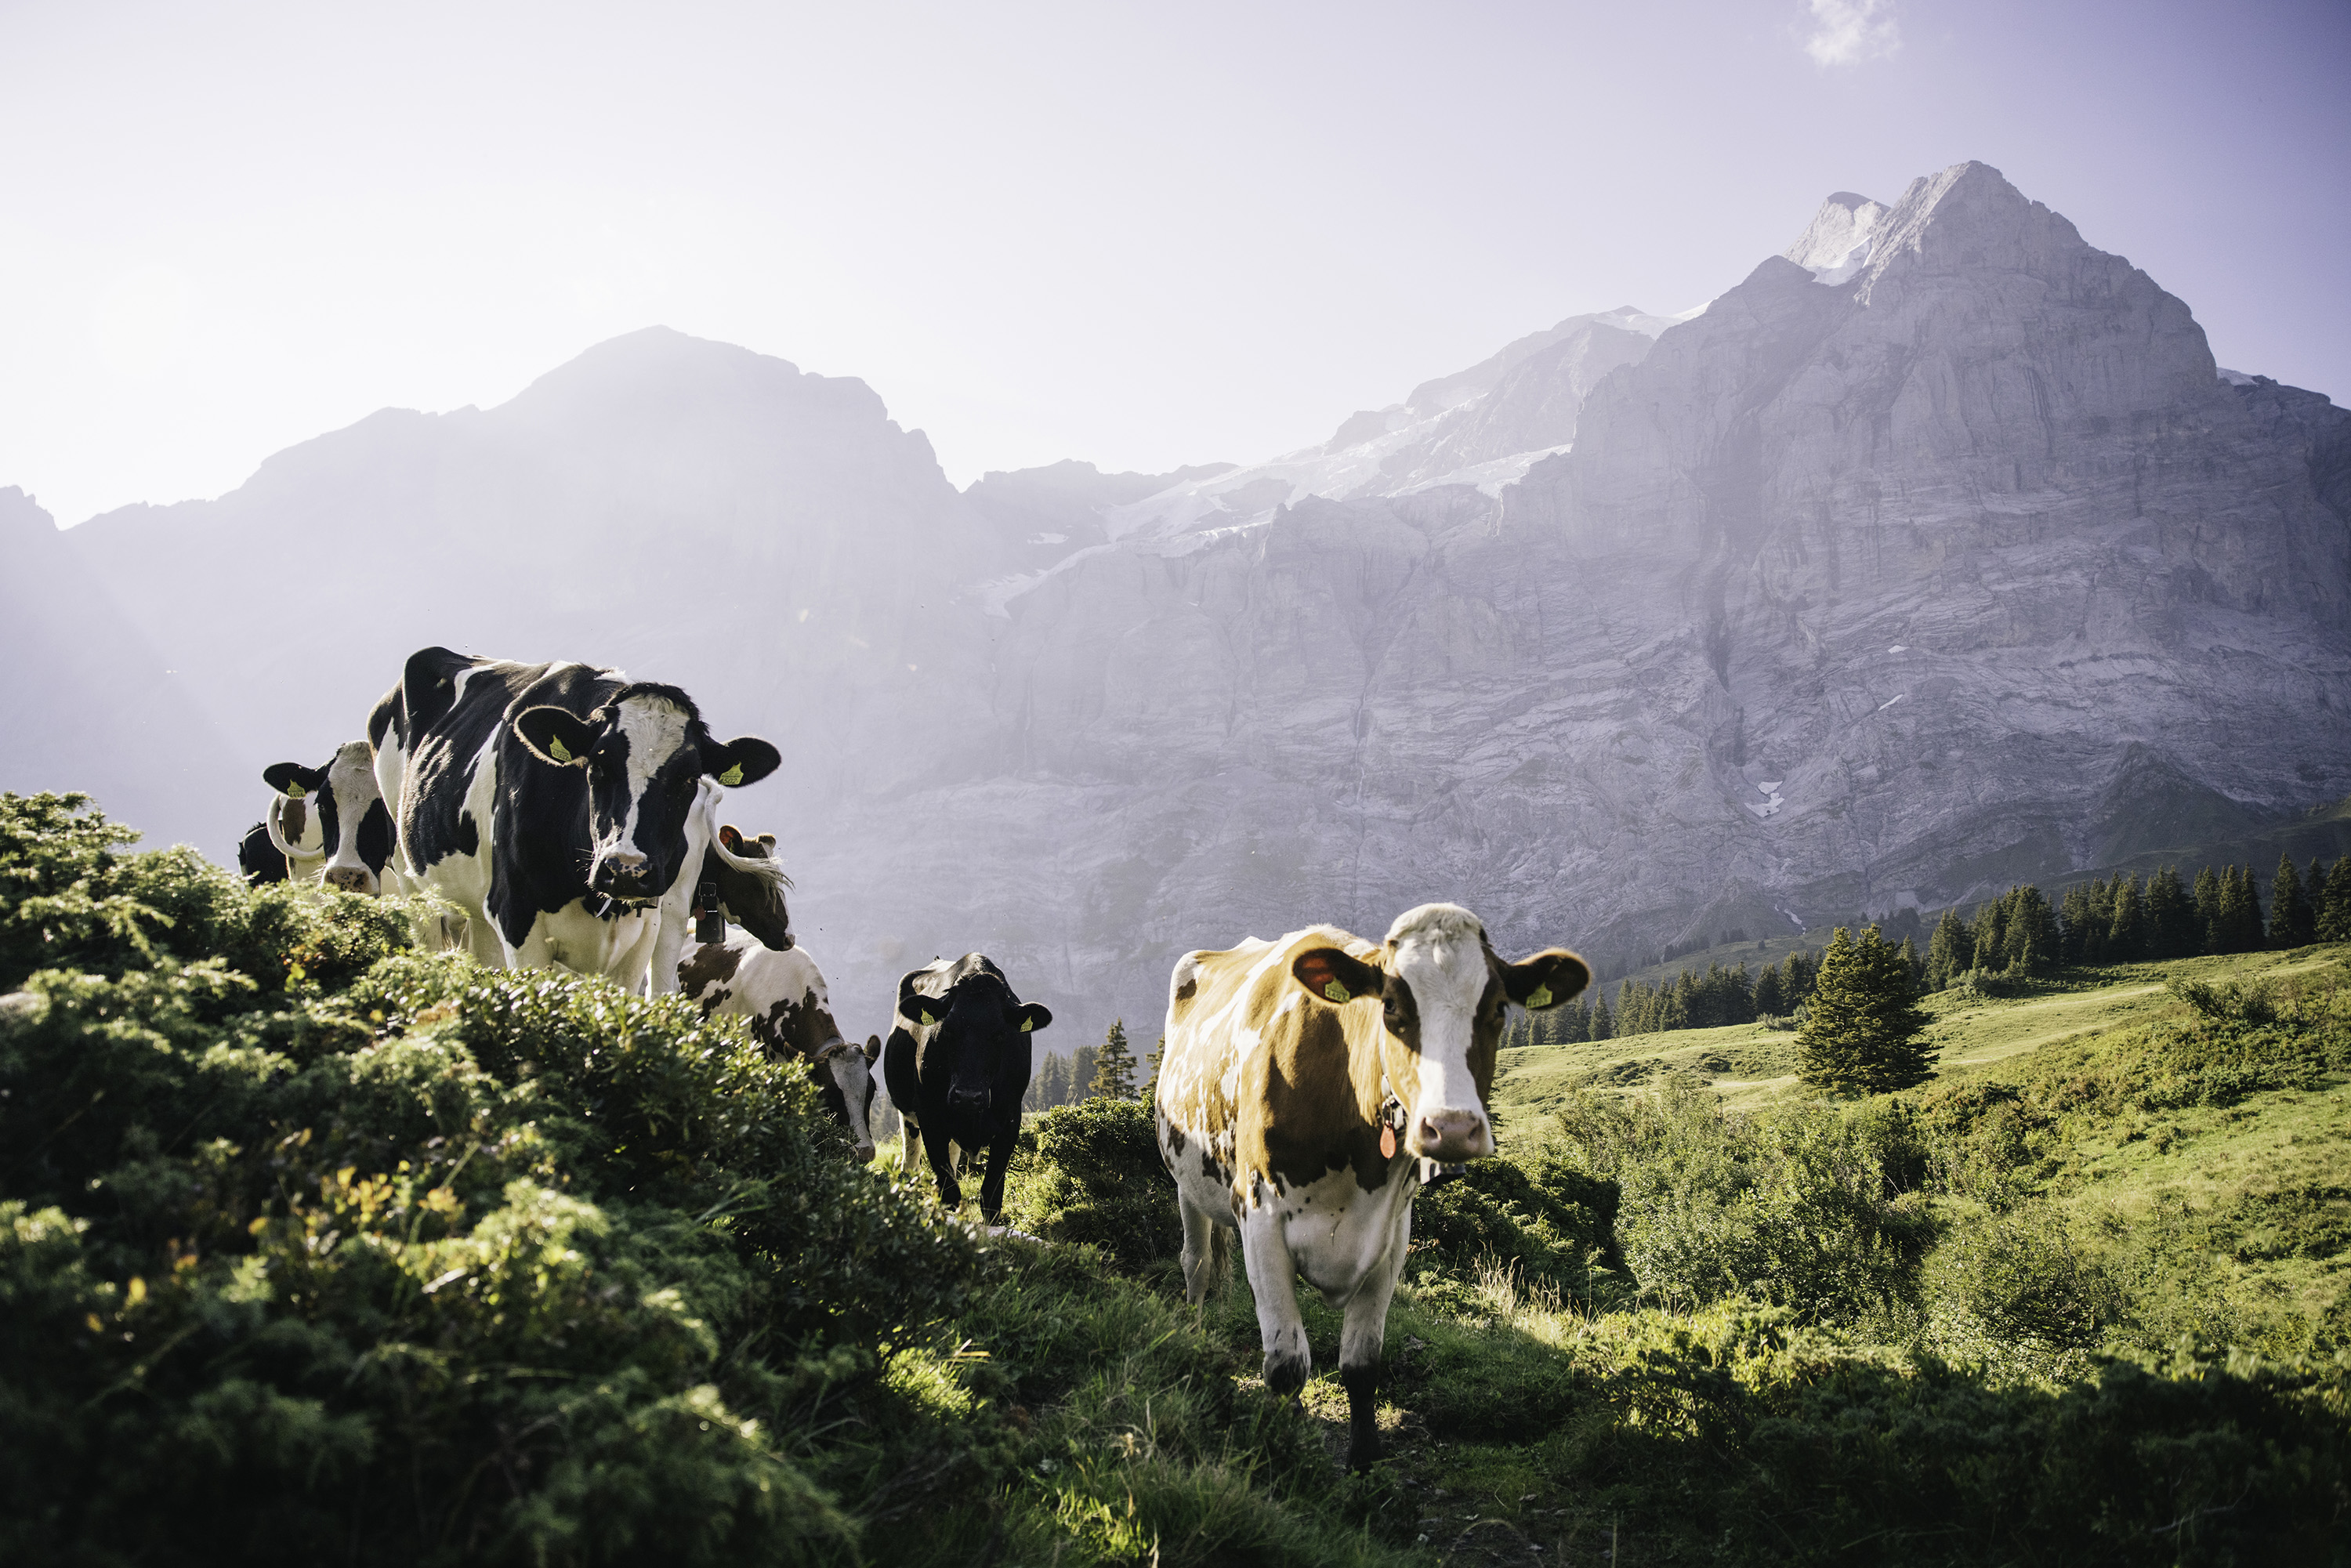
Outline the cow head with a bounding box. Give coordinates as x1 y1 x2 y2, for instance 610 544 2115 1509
900 965 1052 1113
711 824 794 949
513 683 781 903
261 740 396 894
1291 904 1588 1164
748 946 871 1161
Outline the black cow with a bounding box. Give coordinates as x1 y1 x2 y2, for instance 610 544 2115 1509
372 646 780 980
882 954 1052 1222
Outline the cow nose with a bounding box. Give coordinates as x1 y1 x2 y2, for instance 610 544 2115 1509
324 866 375 894
1415 1109 1490 1161
948 1085 988 1109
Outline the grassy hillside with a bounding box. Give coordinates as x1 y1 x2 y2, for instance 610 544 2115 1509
6 792 2347 1566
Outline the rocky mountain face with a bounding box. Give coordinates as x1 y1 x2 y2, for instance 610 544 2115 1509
13 161 2349 1045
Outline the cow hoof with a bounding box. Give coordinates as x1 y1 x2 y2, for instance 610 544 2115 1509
1347 1435 1382 1472
1262 1352 1309 1396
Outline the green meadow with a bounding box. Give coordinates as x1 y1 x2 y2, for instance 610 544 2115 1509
5 792 2346 1567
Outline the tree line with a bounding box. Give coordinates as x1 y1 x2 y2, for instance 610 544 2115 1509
1023 1019 1155 1111
1506 852 2351 1051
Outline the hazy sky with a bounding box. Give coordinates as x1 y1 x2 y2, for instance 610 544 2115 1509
4 0 2345 526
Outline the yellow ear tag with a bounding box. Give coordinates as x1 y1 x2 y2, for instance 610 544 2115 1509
284 784 306 800
1527 984 1553 1010
1020 1016 1035 1031
717 763 744 787
918 1007 938 1027
548 735 574 764
1322 980 1351 1004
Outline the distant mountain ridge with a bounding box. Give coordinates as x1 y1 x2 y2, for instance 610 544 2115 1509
5 160 2346 1047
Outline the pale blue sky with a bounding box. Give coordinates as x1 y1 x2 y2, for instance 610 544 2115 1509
2 0 2344 525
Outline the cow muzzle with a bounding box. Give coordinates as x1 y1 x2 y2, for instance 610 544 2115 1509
593 850 654 898
1412 1107 1494 1163
323 865 379 896
947 1085 990 1111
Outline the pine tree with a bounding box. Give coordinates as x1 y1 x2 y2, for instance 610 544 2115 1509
2059 884 2096 965
1925 910 1972 991
1795 925 1933 1095
2106 875 2146 962
1753 961 1787 1016
2213 866 2262 954
1785 951 1819 1005
2193 866 2222 952
1140 1034 1165 1104
1091 1019 1137 1100
2269 854 2315 949
1588 992 1614 1041
2146 867 2197 958
1969 898 2009 976
1899 936 1923 991
2321 857 2351 943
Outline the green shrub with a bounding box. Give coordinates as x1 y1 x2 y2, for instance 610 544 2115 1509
1003 1097 1178 1267
1556 1078 1935 1324
1410 1150 1621 1300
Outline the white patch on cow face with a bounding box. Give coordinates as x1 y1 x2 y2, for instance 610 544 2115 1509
829 1050 875 1160
594 695 694 885
1385 904 1495 1160
321 740 382 893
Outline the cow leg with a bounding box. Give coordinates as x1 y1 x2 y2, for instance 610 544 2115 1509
1336 1222 1409 1471
1237 1206 1311 1396
1177 1196 1230 1305
896 1115 925 1175
919 1117 965 1211
976 1129 1016 1226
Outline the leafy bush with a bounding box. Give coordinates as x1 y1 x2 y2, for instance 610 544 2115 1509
1556 1077 1935 1324
1410 1151 1621 1301
1003 1096 1179 1267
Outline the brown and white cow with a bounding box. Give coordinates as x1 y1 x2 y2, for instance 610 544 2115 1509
637 786 797 996
679 937 878 1161
1154 903 1587 1469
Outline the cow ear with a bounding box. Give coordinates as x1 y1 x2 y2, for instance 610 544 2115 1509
719 824 742 851
1292 947 1386 1006
705 737 781 789
864 1034 882 1064
900 985 947 1028
1018 1003 1052 1034
756 834 777 852
513 706 596 767
1502 948 1591 1011
263 762 326 798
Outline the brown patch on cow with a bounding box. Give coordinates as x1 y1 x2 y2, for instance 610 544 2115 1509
281 798 307 844
1165 1124 1186 1156
677 941 744 1000
1162 924 1556 1205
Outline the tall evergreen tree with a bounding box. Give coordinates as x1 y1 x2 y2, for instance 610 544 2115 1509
1784 951 1820 1005
2320 857 2351 943
2269 854 2316 949
2213 866 2263 954
2146 867 2198 958
1795 925 1933 1095
2059 883 2097 965
1925 910 1972 991
1588 991 1614 1041
2193 866 2222 952
2000 885 2057 975
1969 898 2009 976
1753 961 1787 1016
1069 1045 1099 1106
1899 936 1924 990
1091 1019 1138 1100
2106 875 2147 962
1140 1034 1166 1104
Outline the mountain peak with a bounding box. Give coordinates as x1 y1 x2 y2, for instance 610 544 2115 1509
1784 190 1892 284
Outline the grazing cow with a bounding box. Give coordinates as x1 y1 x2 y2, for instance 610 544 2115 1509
639 793 796 996
371 646 780 980
1154 904 1588 1469
882 955 1052 1222
236 741 397 893
679 938 878 1160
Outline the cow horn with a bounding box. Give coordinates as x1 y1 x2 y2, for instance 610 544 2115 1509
263 795 317 864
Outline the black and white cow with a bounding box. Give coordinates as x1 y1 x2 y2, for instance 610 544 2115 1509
679 938 878 1160
234 741 398 893
371 646 780 980
882 955 1052 1222
640 791 797 996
